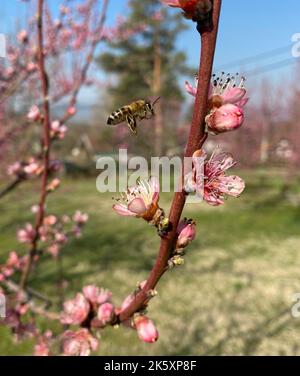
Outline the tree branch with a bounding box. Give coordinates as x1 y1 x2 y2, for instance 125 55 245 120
20 0 51 290
118 0 222 323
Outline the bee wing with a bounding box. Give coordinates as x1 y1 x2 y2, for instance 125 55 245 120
126 114 137 135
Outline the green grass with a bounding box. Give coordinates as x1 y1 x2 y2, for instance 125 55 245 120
1 170 300 355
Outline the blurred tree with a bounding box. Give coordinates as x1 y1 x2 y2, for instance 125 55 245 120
98 0 189 155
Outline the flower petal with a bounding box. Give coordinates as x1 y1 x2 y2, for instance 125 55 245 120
185 80 197 97
218 175 245 197
127 198 147 215
221 88 246 105
150 176 160 203
113 204 136 217
161 0 181 7
236 97 249 108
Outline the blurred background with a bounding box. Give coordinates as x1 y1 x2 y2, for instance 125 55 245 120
1 0 300 355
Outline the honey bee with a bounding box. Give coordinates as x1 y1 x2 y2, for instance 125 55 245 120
107 97 160 135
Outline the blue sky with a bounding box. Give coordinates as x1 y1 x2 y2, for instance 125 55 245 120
1 0 300 104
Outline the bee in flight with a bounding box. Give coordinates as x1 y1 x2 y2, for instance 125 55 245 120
107 97 160 135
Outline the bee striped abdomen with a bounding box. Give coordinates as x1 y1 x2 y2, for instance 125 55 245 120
107 106 131 125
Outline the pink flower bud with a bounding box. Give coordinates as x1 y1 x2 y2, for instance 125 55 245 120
97 303 115 325
206 104 244 134
176 219 196 250
134 316 159 343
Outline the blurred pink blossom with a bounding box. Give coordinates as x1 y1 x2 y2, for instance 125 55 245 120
62 329 98 356
27 105 41 122
73 211 89 225
61 293 90 325
17 223 36 244
17 30 28 44
97 303 115 325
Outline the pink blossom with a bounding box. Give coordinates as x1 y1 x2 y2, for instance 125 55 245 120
97 289 113 305
7 251 21 269
82 285 112 305
97 303 115 325
17 223 36 244
7 162 22 176
176 219 196 250
82 285 100 304
73 211 89 225
205 103 244 134
62 329 98 356
27 62 37 72
186 73 249 134
47 244 60 257
185 149 245 206
60 293 90 325
31 205 40 214
161 0 196 12
23 159 41 176
46 178 61 192
27 105 41 122
67 106 77 116
113 177 160 220
43 215 57 226
134 316 159 344
50 121 67 139
17 30 28 44
34 342 50 356
34 331 52 356
55 232 67 244
186 73 248 108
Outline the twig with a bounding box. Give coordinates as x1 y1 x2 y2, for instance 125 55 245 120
0 177 24 199
118 0 222 323
2 279 59 320
2 279 52 306
60 0 109 124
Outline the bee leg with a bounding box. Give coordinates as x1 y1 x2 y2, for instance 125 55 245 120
126 114 137 135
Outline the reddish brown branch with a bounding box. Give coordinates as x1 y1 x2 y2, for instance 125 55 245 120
20 0 51 290
0 177 24 199
118 0 222 323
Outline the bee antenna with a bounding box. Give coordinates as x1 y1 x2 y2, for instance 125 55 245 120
152 97 161 106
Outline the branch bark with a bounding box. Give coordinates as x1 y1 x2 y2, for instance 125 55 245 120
20 0 51 290
118 0 222 323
